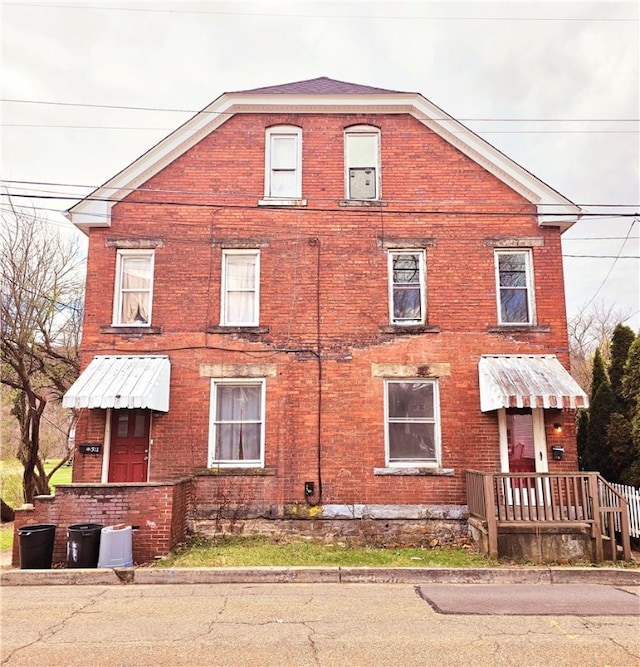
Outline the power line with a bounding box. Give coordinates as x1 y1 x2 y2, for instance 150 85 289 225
4 123 637 135
2 98 638 122
576 218 639 314
3 180 638 211
0 190 620 217
4 3 637 21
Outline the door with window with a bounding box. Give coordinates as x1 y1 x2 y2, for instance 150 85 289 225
499 408 548 504
108 409 150 482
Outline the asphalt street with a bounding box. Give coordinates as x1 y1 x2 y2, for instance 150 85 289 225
2 582 639 667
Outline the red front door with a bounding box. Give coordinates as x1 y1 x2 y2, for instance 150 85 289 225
108 409 150 482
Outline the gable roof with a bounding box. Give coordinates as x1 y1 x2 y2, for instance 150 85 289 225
234 76 403 95
66 76 581 231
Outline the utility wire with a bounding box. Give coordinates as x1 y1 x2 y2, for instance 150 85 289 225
4 3 636 21
576 218 639 315
2 98 638 122
3 178 638 209
3 123 637 134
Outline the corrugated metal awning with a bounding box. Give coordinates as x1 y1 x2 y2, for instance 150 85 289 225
63 355 171 412
478 354 588 412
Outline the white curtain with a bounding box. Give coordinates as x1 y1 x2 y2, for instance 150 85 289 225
215 385 261 461
225 254 256 324
120 256 151 324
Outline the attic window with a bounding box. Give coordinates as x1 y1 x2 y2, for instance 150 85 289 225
264 126 302 199
345 126 380 200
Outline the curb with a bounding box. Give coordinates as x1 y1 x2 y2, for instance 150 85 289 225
2 566 639 586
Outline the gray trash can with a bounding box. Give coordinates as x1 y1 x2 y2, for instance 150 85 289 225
97 525 133 568
18 524 56 569
67 524 103 568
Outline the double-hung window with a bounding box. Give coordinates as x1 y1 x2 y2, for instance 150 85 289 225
388 250 426 325
345 126 380 199
265 126 302 199
113 249 154 326
385 380 440 466
221 250 260 326
209 379 265 467
495 250 535 325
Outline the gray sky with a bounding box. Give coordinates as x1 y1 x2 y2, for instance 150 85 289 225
2 1 639 330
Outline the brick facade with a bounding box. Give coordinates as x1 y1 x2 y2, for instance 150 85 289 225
60 81 582 555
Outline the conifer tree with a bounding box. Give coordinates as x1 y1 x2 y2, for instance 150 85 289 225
609 324 635 412
620 336 640 485
576 409 589 469
581 348 615 477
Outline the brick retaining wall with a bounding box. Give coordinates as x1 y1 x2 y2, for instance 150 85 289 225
12 479 191 567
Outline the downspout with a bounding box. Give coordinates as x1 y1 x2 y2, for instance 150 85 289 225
308 237 323 504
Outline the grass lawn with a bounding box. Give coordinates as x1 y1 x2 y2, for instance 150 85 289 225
154 535 493 568
1 459 72 552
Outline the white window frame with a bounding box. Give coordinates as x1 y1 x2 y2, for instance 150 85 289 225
264 126 302 199
495 249 535 325
112 249 155 327
344 126 381 200
220 249 260 327
388 249 426 326
208 378 266 468
384 379 441 468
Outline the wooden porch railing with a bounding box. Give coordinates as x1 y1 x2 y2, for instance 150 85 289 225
466 470 632 562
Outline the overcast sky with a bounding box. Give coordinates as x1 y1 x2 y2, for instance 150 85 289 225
2 1 639 331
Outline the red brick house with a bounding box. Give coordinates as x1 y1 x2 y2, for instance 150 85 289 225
17 77 593 563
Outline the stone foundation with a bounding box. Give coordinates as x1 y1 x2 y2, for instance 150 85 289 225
192 503 468 547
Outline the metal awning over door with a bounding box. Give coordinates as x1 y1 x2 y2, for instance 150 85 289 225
478 355 588 412
63 355 171 412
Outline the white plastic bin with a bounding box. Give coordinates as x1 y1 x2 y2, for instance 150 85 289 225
97 525 133 568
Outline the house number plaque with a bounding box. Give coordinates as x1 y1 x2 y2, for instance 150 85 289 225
79 443 102 455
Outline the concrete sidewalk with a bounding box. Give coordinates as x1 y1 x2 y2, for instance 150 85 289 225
2 563 640 586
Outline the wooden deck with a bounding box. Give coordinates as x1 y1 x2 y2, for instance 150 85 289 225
466 471 632 562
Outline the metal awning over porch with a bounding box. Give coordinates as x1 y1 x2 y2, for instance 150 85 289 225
63 355 171 412
478 354 588 412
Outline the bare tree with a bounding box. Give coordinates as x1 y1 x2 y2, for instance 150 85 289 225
568 301 633 391
1 200 84 503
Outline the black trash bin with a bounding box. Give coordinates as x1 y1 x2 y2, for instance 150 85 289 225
18 524 56 569
66 524 103 568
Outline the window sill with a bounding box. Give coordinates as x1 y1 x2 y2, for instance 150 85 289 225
487 325 550 333
194 467 275 476
207 326 270 335
100 325 163 335
379 325 441 335
258 199 307 207
374 467 455 476
339 199 387 207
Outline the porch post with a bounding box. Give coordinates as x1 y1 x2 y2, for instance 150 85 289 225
483 473 498 559
586 473 604 562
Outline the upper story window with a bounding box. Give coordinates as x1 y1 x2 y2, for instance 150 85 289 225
208 379 265 467
495 249 535 325
221 250 260 326
388 250 426 325
113 249 154 326
345 126 380 200
385 379 441 467
264 126 302 199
